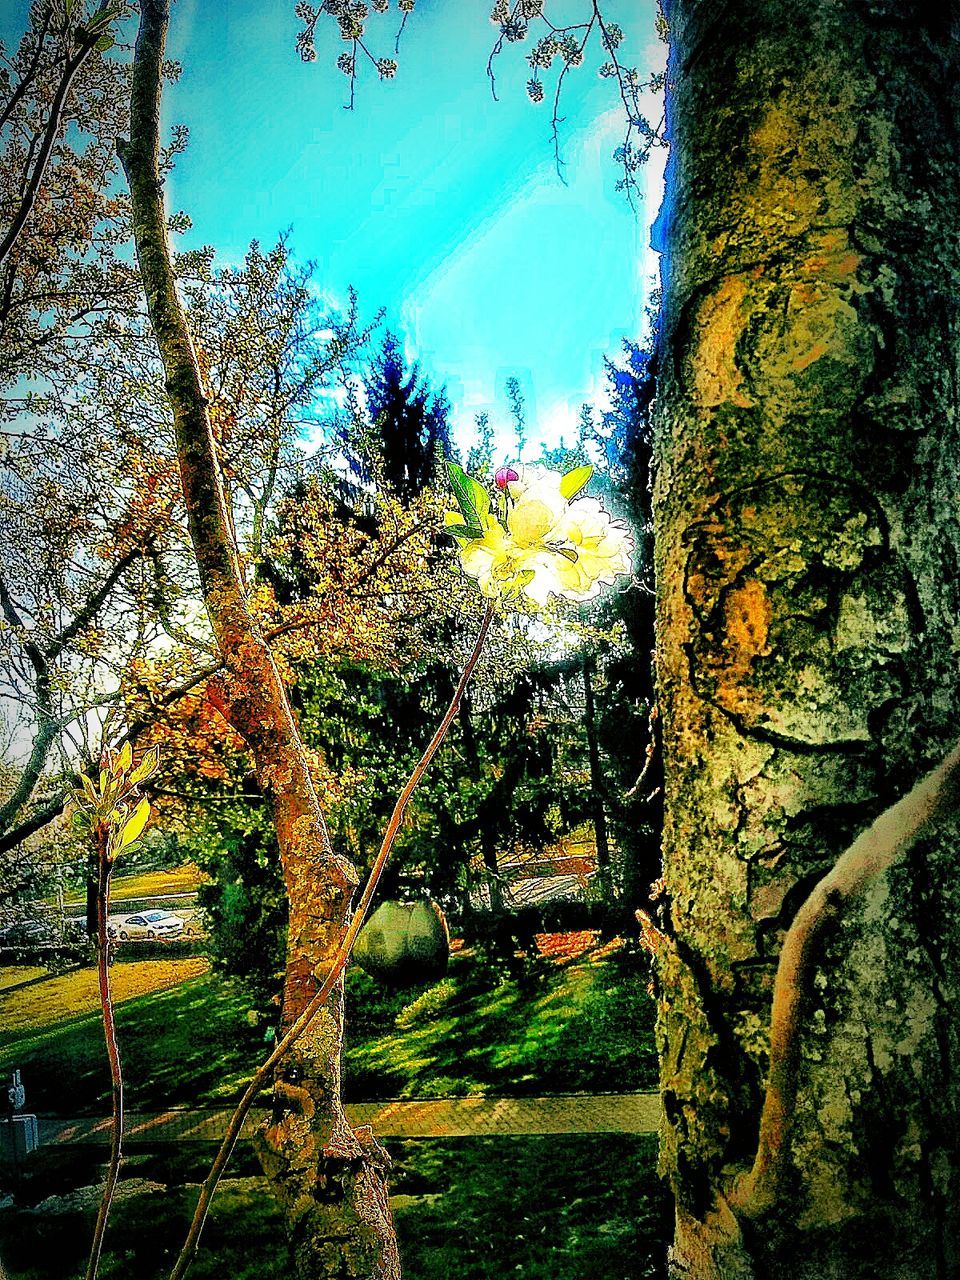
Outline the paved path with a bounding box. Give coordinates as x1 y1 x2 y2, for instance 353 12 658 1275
36 1094 660 1146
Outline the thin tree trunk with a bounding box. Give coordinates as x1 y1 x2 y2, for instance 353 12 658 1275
653 1 960 1276
117 3 399 1275
582 655 612 893
86 825 122 1280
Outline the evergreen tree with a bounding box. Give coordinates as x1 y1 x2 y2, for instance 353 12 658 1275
357 330 451 504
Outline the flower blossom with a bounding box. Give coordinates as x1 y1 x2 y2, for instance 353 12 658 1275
445 462 634 607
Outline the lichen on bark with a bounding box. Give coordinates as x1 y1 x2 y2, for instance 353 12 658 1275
654 2 960 1276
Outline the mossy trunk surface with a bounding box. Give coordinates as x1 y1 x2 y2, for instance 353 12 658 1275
653 2 960 1276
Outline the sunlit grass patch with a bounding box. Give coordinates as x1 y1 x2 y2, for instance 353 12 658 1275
61 862 207 906
0 966 47 993
0 943 656 1115
0 965 263 1114
343 949 657 1100
0 958 209 1037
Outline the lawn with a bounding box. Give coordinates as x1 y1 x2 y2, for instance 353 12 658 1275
0 1135 669 1280
342 946 658 1099
0 947 657 1114
0 967 47 994
0 962 264 1114
60 864 207 906
0 959 209 1036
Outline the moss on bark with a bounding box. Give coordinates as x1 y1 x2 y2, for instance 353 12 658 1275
654 2 960 1275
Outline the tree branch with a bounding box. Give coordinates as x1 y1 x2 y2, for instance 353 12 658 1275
46 545 144 664
0 549 144 834
734 738 960 1216
0 6 53 134
0 25 100 267
0 795 67 856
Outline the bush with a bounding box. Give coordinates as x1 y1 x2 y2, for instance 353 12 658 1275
395 979 457 1029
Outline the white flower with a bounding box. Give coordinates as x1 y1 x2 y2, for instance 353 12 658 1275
446 462 635 608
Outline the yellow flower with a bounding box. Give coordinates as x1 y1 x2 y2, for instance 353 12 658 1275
551 497 635 601
504 466 569 547
446 462 635 608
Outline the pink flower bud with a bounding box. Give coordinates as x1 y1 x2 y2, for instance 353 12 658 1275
495 466 520 490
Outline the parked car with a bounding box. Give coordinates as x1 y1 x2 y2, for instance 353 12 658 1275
0 918 59 949
107 910 184 941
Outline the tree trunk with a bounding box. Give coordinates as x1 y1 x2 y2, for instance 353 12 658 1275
653 2 960 1276
582 655 613 894
119 3 399 1275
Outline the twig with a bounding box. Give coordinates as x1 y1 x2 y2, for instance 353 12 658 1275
625 702 658 799
734 737 960 1216
167 600 496 1280
85 823 124 1280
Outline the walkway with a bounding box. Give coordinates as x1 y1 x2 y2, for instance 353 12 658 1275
37 1094 660 1145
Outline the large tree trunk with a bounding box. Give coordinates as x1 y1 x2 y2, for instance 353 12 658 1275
119 3 399 1276
653 2 960 1276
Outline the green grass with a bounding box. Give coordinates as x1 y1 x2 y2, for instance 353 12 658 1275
0 1136 668 1280
0 967 266 1115
392 1135 668 1279
342 947 658 1099
0 946 657 1114
0 1147 286 1280
0 959 209 1035
59 863 206 906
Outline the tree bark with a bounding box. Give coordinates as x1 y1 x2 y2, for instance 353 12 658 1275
118 3 399 1276
653 2 960 1276
582 655 613 892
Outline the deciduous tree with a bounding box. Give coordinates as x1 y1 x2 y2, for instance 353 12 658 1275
652 2 960 1275
120 2 402 1273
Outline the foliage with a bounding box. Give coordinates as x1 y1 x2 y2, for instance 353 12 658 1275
0 1 142 394
355 329 451 506
189 798 287 1007
587 342 661 904
393 976 457 1028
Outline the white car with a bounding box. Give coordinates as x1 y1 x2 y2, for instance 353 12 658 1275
107 910 185 941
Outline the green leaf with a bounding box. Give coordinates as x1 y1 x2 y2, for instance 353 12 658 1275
559 464 593 501
112 740 132 777
444 523 483 540
94 34 114 51
87 5 122 29
447 461 489 529
554 546 579 563
127 743 160 790
117 796 150 851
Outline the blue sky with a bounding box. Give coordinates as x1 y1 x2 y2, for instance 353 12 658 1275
161 0 666 455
